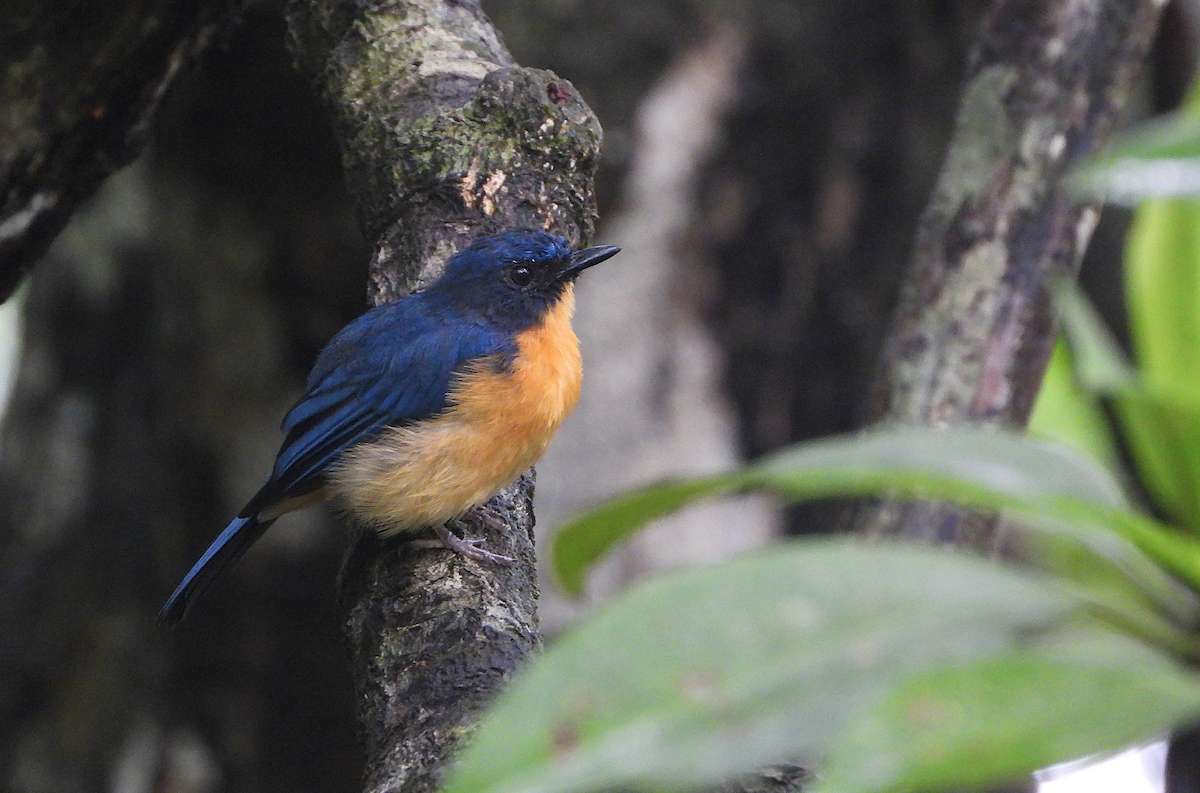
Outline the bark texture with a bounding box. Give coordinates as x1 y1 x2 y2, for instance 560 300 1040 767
855 0 1166 545
282 3 601 791
0 0 240 303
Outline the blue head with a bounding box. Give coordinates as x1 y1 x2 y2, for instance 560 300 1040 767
429 229 620 333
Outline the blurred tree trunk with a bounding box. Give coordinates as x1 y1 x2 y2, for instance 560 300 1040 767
848 0 1164 542
0 0 240 301
0 10 368 792
848 1 1166 789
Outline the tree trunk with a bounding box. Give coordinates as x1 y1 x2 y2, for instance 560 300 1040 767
850 0 1166 548
282 2 601 790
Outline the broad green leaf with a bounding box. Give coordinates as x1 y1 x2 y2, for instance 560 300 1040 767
553 426 1200 644
1123 198 1200 528
443 541 1081 793
553 476 743 596
1126 199 1200 388
555 427 1126 596
1102 503 1200 613
1048 283 1185 516
818 629 1200 793
1115 390 1200 530
1052 283 1136 393
1070 110 1200 202
755 468 1200 646
752 427 1126 510
1028 338 1121 473
999 509 1200 658
1053 270 1200 529
1049 284 1194 519
749 435 1200 625
738 429 1191 623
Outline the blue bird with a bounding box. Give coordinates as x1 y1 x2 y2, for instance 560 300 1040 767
159 229 620 624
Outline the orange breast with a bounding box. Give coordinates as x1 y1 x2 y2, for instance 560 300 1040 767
327 284 583 534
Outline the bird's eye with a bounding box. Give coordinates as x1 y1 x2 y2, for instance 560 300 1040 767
508 264 534 287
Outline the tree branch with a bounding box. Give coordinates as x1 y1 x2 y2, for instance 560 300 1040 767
282 2 602 791
0 0 238 302
855 0 1164 544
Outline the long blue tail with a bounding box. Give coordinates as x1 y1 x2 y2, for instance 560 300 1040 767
158 515 275 625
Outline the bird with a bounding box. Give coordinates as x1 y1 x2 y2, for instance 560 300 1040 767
158 229 620 624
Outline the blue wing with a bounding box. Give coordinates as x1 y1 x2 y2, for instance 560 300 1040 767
241 296 514 516
161 297 514 625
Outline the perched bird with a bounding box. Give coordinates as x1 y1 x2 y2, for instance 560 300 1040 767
159 229 620 624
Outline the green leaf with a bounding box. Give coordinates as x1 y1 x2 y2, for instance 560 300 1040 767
552 475 744 596
1115 389 1200 530
1028 337 1122 473
818 629 1200 793
553 426 1200 645
1126 199 1200 388
1070 110 1200 202
1102 505 1200 617
1048 285 1195 520
751 426 1127 510
1122 198 1200 528
759 441 1200 638
443 541 1082 793
554 426 1128 596
999 508 1200 657
1052 283 1136 393
1052 274 1200 530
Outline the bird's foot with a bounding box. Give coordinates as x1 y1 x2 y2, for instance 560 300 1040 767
434 522 515 564
466 503 507 533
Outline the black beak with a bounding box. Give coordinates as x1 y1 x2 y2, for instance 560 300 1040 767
558 245 621 280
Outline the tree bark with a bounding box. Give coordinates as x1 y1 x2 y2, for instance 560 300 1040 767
0 0 240 303
853 0 1165 546
282 2 601 791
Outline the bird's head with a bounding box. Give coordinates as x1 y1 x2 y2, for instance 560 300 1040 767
432 229 620 332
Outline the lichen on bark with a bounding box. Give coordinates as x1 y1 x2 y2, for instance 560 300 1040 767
287 0 601 300
856 0 1165 543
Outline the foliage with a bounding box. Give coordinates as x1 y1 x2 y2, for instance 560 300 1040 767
1055 77 1200 531
445 541 1200 793
1070 78 1200 203
434 425 1200 793
438 94 1200 793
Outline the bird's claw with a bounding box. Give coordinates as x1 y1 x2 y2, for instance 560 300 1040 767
434 523 515 564
466 504 507 534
